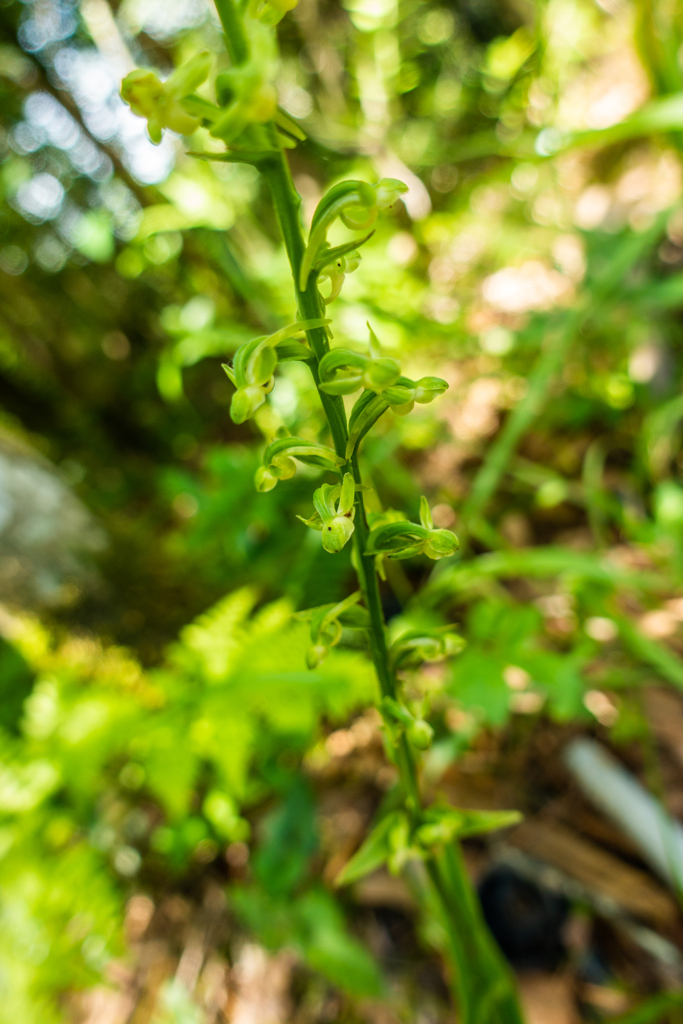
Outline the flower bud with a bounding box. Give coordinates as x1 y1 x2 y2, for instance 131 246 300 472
121 53 211 144
255 466 278 492
413 376 449 404
374 178 409 209
271 455 296 480
322 514 355 553
306 644 328 669
424 529 459 559
121 70 164 119
407 719 434 750
231 385 267 424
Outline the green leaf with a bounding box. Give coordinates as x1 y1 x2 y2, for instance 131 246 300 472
297 889 384 997
416 806 522 848
543 92 683 155
335 811 403 886
605 992 683 1024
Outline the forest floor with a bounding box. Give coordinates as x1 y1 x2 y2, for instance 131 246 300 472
70 696 683 1024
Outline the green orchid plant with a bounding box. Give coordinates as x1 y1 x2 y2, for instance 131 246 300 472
121 2 525 1019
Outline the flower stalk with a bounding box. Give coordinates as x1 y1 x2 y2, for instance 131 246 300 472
262 147 524 1024
120 5 525 1018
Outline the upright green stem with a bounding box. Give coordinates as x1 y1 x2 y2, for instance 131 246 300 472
214 0 250 65
261 137 523 1024
261 149 348 457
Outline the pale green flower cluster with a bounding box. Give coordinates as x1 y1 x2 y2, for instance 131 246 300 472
121 0 288 146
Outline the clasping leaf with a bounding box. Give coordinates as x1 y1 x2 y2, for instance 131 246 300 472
415 805 522 849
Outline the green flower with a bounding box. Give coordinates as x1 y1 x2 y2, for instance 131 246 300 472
366 497 459 560
121 52 212 144
298 473 357 553
255 434 344 492
300 179 408 290
316 247 362 304
223 319 328 424
318 323 401 396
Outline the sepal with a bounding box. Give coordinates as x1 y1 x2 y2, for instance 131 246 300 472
407 719 434 750
414 377 449 404
380 696 434 750
275 340 313 362
231 383 271 423
256 435 345 491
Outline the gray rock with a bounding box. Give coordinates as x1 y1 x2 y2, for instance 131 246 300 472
0 436 106 608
